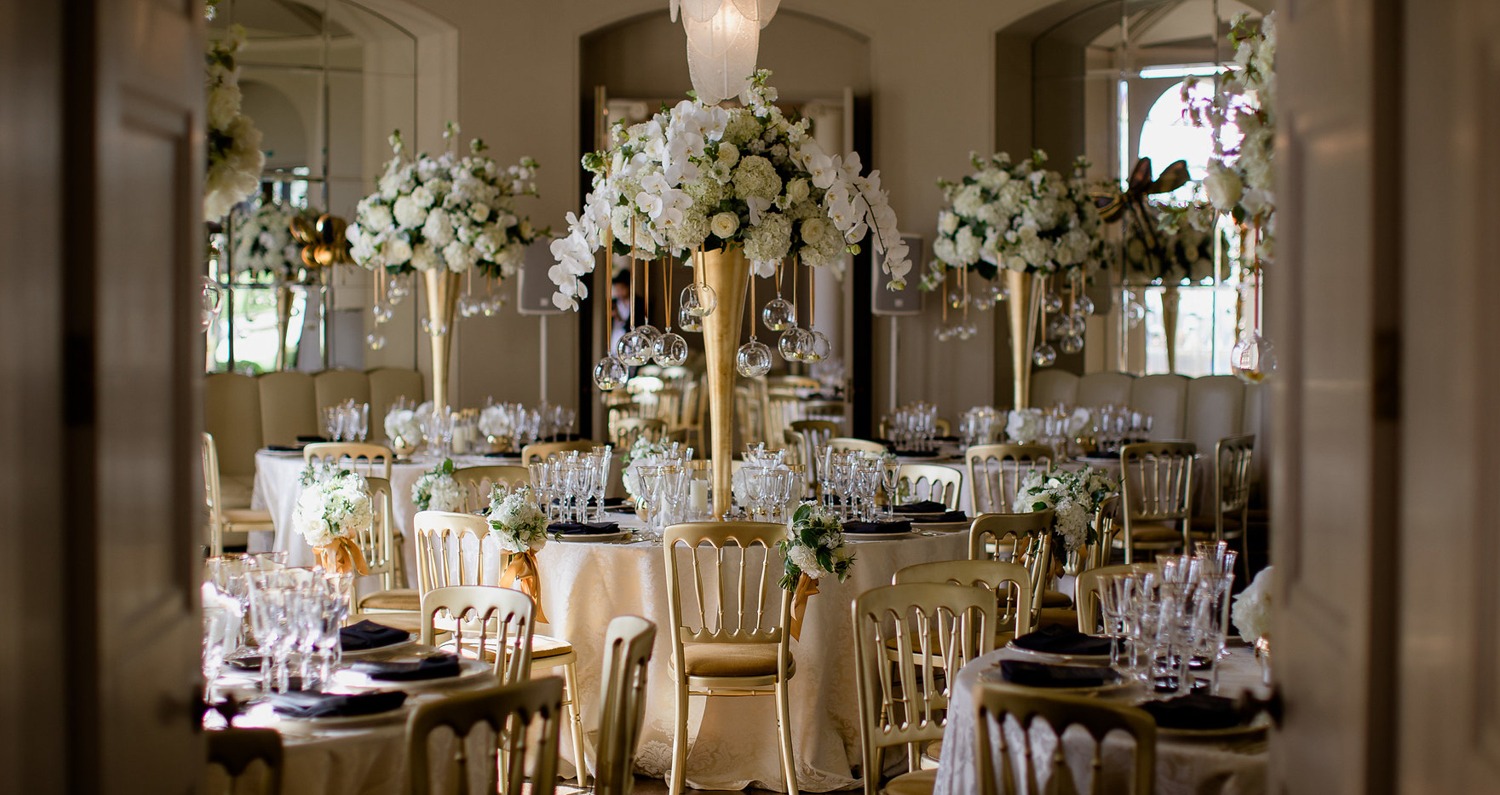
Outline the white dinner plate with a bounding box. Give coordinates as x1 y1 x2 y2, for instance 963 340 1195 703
844 529 917 541
340 635 418 659
274 703 410 732
332 658 492 693
894 511 952 522
913 520 971 533
978 665 1132 695
555 530 633 543
1004 640 1113 664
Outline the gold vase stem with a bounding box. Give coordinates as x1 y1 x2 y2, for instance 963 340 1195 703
697 248 751 518
1161 283 1181 374
423 269 460 410
1004 270 1041 409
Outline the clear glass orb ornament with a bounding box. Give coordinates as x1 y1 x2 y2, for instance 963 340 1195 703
998 284 1011 301
372 303 393 324
1033 343 1058 367
736 339 773 377
387 275 409 305
1126 299 1147 329
481 297 502 317
636 324 663 347
653 331 689 366
200 276 224 332
678 306 703 332
1043 291 1064 313
458 296 479 319
1076 295 1096 316
1231 332 1278 384
933 324 952 342
616 328 653 366
420 317 449 337
1047 315 1068 339
681 283 718 317
807 331 833 362
975 283 1000 310
366 332 386 351
593 356 629 391
762 298 795 332
1059 333 1085 355
948 291 968 310
778 327 806 361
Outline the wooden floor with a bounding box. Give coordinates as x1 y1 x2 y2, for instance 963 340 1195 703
558 777 788 794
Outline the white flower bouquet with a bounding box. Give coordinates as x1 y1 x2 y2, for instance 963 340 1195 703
412 458 463 512
922 150 1103 290
385 407 421 446
487 486 549 554
1015 465 1118 552
347 123 543 280
779 502 855 589
232 200 310 280
292 469 373 550
1123 200 1229 286
620 436 683 501
1231 565 1274 642
548 70 910 310
1006 409 1043 444
204 24 265 220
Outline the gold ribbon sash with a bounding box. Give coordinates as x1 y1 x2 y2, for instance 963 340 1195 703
500 551 550 625
788 573 820 641
315 536 369 576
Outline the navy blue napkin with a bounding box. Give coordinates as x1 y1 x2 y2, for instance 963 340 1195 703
894 501 950 515
1141 694 1245 730
548 521 621 535
999 660 1116 688
269 689 406 719
339 620 410 652
1012 626 1113 656
843 520 912 535
351 654 463 682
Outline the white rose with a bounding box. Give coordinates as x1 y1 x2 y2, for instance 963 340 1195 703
785 177 810 205
411 185 435 208
938 211 960 235
385 238 413 265
710 212 740 238
393 195 427 229
1204 165 1244 211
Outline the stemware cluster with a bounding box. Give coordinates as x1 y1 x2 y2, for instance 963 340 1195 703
1089 404 1155 454
959 405 1004 446
737 446 796 523
1096 542 1238 696
477 401 578 453
819 449 890 522
885 402 942 453
526 447 612 524
320 400 370 442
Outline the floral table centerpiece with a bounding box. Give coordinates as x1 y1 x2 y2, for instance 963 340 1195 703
384 406 422 457
1016 465 1118 574
347 124 543 409
1122 200 1228 372
412 458 463 512
231 199 318 370
486 485 550 623
1233 565 1274 680
548 70 909 515
292 467 372 575
925 151 1104 406
780 502 855 640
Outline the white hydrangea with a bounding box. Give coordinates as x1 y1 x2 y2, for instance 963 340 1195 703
292 470 372 549
487 486 549 554
1232 566 1274 642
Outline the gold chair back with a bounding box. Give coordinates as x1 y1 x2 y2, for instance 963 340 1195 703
407 678 564 795
852 583 994 795
966 443 1054 515
1087 494 1122 572
898 463 964 511
662 521 791 648
893 560 1033 638
520 439 598 466
1074 562 1158 635
452 465 530 513
1119 441 1196 563
612 417 668 450
302 442 394 481
828 437 888 456
1215 434 1255 536
360 477 400 592
969 511 1055 628
202 433 273 555
802 399 847 430
974 684 1156 795
412 510 495 594
419 585 536 685
205 727 283 795
594 615 657 795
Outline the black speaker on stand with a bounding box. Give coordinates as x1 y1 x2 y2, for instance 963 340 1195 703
872 235 924 409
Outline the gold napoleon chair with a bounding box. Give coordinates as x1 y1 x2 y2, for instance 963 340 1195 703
593 615 657 795
520 439 599 466
205 728 283 795
896 464 964 512
828 437 889 456
662 521 798 795
452 464 530 513
973 684 1156 795
302 441 394 481
351 476 420 629
1117 442 1197 564
969 511 1069 627
965 443 1053 516
612 416 668 450
202 433 275 555
894 559 1033 649
406 677 566 795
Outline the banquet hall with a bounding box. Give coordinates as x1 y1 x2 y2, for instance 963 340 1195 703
1 0 1486 792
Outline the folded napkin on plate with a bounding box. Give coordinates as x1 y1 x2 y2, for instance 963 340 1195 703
339 620 410 652
481 451 519 459
1012 626 1114 656
548 521 620 536
603 496 629 507
1141 694 1245 730
352 653 463 682
296 434 329 444
997 660 1115 689
269 689 406 719
894 500 951 515
915 510 969 523
266 444 302 452
842 520 912 535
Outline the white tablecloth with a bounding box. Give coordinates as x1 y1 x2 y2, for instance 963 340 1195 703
934 644 1270 795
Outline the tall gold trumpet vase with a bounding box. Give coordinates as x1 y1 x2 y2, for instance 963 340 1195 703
1161 283 1181 374
274 284 294 371
696 247 751 519
423 269 461 410
1003 269 1043 409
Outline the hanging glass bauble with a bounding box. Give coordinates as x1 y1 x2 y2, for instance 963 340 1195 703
366 332 386 351
948 291 968 310
372 303 393 324
679 306 703 332
481 297 502 317
653 332 689 366
778 327 806 361
1126 298 1147 329
761 297 795 331
1059 334 1084 354
593 356 629 391
200 276 223 332
1047 315 1068 339
458 296 480 319
636 324 663 346
387 275 409 305
1076 295 1096 316
736 340 773 377
933 324 951 342
1033 343 1058 367
807 331 833 362
420 317 449 337
681 283 718 317
1043 291 1064 313
975 283 1000 311
1231 332 1278 384
617 328 653 366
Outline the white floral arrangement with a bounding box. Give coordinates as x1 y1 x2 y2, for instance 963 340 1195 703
1185 13 1276 259
620 436 670 501
548 70 910 310
232 200 308 279
486 485 549 554
478 404 514 439
204 24 265 220
921 150 1103 291
1006 408 1043 444
1015 466 1118 552
292 469 373 549
1231 565 1274 642
412 458 463 512
1123 200 1228 286
347 123 543 279
385 407 422 446
778 502 855 589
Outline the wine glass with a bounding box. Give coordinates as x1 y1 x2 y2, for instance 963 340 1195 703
880 458 901 519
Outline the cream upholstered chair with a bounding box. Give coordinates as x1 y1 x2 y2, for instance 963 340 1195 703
969 511 1063 626
203 372 263 507
303 442 394 481
1128 374 1190 441
852 583 994 795
973 684 1156 795
1074 562 1158 635
205 728 283 795
366 367 424 444
612 416 667 450
1029 370 1079 408
352 477 418 621
202 433 274 555
520 439 598 466
1076 371 1135 409
1117 442 1196 564
662 521 798 795
897 464 963 511
258 371 319 447
594 615 657 795
966 444 1053 515
407 677 565 795
829 437 888 456
412 511 588 781
893 560 1033 647
312 369 370 413
1185 375 1246 462
452 465 530 513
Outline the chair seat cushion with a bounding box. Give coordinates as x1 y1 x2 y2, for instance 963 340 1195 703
221 507 273 526
531 634 574 660
1040 589 1072 608
682 643 784 677
882 768 937 795
1116 522 1183 546
358 588 419 612
1037 606 1079 630
220 475 256 509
